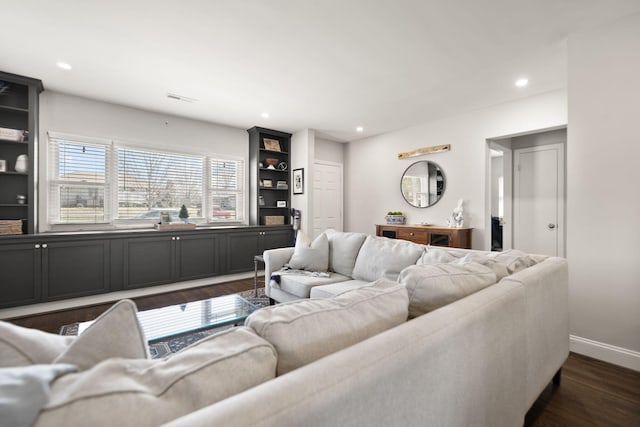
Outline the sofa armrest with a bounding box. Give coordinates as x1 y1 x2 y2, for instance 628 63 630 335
263 247 295 297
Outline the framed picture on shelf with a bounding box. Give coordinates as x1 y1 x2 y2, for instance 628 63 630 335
276 180 288 189
263 138 281 152
293 168 304 194
263 179 273 188
277 200 287 208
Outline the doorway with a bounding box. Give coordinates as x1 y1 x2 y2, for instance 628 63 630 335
514 143 565 256
311 161 343 238
487 128 566 256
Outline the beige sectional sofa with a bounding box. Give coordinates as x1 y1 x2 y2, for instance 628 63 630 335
0 230 568 427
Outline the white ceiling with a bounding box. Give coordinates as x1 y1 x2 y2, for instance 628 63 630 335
3 1 640 141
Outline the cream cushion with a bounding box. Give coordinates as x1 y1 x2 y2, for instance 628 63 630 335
54 299 149 371
246 280 408 375
270 272 350 298
399 263 497 318
486 249 536 274
452 253 511 280
287 231 329 272
324 229 367 277
352 235 424 282
0 322 75 367
34 327 277 427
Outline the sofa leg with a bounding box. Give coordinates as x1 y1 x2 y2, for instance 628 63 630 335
552 368 562 386
269 297 276 306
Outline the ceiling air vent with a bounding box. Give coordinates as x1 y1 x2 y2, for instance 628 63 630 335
166 93 197 103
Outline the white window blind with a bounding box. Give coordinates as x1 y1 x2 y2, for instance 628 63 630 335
47 134 244 228
117 147 204 221
209 158 244 222
48 138 110 224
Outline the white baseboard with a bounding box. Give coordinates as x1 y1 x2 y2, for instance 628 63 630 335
0 271 257 320
570 335 640 372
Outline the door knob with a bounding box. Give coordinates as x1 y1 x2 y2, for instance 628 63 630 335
548 224 556 229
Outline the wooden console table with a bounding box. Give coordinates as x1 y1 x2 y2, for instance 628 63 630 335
375 224 472 249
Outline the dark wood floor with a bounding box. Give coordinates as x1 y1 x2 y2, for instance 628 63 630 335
5 277 640 426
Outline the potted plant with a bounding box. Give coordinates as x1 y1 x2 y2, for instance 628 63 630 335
179 205 189 223
385 211 406 224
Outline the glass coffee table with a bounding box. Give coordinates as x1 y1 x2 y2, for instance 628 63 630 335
73 294 259 343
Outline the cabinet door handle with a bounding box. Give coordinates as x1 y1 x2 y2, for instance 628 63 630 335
35 244 40 249
176 236 180 240
171 237 176 240
42 244 48 248
409 232 414 236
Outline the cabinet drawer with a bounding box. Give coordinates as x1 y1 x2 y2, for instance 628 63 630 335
397 229 428 244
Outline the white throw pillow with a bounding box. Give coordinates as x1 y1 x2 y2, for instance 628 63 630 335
246 280 408 375
34 327 277 427
54 299 149 371
0 322 75 367
399 263 497 318
287 230 329 272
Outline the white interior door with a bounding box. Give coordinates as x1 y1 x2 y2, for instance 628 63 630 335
312 161 342 238
513 143 565 256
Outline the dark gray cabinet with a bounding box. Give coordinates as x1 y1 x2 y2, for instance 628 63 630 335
0 71 43 234
42 240 110 301
0 225 293 308
122 232 222 289
177 233 221 281
0 238 109 307
225 228 294 273
123 236 175 289
0 242 41 308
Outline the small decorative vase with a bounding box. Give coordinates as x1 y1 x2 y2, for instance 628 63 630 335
15 154 28 173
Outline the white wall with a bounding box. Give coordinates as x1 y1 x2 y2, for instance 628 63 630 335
290 128 314 236
38 91 247 231
566 13 640 369
315 138 344 164
344 90 567 244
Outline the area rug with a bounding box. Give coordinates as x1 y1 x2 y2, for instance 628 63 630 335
60 287 271 359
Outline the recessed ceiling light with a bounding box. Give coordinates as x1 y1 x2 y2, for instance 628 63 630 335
356 126 364 132
261 112 270 118
515 78 528 88
56 61 72 70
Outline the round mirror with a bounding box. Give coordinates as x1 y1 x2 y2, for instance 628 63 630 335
401 161 445 208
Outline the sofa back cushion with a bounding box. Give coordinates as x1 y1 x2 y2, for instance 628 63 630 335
0 322 75 367
352 235 424 282
399 263 497 318
246 280 409 375
325 229 367 277
33 327 277 427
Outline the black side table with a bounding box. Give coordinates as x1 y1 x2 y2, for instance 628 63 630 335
253 254 265 297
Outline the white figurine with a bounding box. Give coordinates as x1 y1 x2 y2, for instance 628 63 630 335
452 199 464 228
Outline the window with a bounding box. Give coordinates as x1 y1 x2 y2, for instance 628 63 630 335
48 138 110 224
47 134 245 228
118 147 203 221
210 158 244 222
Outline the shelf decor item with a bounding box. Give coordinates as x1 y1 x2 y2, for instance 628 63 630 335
179 204 189 223
276 180 288 189
263 138 281 152
385 211 406 225
263 179 273 188
14 154 28 173
277 200 287 208
293 168 304 195
264 215 285 225
0 159 6 172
